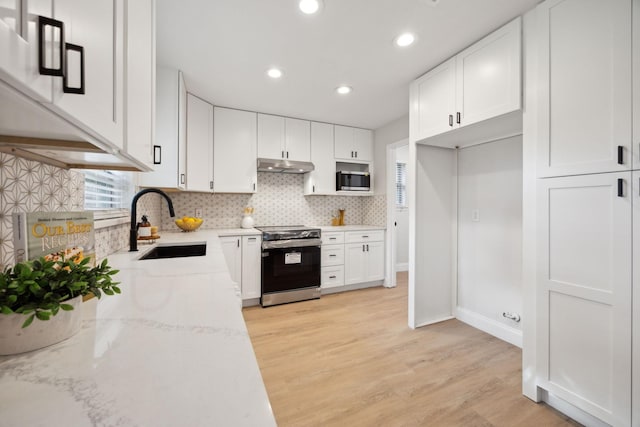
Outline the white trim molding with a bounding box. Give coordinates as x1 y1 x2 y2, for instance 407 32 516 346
455 307 522 348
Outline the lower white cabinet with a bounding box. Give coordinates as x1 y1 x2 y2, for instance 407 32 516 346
219 234 261 302
322 229 385 288
537 172 632 426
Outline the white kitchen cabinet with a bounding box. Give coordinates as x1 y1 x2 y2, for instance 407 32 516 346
537 0 632 177
633 170 640 426
410 17 521 144
213 107 257 193
321 231 345 289
257 113 310 162
334 125 373 162
52 0 124 149
0 0 53 102
304 122 336 195
123 0 155 168
220 234 261 302
186 93 214 192
410 58 456 141
634 0 640 171
344 230 385 285
138 67 186 189
220 236 242 287
537 172 631 426
241 235 261 300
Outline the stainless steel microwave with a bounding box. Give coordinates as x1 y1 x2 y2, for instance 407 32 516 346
336 171 370 191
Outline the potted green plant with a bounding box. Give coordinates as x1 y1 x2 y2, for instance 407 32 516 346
0 257 120 355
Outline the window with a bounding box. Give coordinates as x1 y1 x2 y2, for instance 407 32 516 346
83 170 134 219
396 162 407 208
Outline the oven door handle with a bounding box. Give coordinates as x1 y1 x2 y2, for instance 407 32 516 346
261 239 322 250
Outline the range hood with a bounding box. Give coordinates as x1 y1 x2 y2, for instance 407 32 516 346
257 158 314 173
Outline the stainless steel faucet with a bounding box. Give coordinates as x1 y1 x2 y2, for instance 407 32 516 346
130 188 175 251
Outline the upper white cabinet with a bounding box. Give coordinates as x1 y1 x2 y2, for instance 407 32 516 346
138 67 186 189
52 0 124 149
213 107 257 193
410 58 457 141
0 0 53 102
334 125 373 162
257 113 310 162
186 93 214 192
304 122 336 195
537 172 631 426
410 17 521 143
633 0 640 171
537 0 632 177
123 0 155 168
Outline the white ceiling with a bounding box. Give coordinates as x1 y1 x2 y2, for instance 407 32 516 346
156 0 539 131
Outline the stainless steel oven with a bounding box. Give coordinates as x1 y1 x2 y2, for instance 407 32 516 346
257 226 321 307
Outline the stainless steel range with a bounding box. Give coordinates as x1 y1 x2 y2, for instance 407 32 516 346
256 226 321 307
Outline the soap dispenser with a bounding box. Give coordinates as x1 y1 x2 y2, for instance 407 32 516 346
138 215 152 238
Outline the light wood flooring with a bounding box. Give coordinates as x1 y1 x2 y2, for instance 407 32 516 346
243 272 579 427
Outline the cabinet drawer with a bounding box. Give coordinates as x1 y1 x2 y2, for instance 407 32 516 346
321 266 344 288
345 230 384 243
322 232 344 244
322 245 344 266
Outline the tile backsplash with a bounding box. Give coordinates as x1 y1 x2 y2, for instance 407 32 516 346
0 152 386 269
0 153 131 269
159 172 386 230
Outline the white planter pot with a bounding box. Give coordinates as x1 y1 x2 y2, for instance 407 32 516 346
0 295 83 355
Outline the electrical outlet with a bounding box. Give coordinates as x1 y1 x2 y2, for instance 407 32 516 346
195 208 203 218
471 209 480 222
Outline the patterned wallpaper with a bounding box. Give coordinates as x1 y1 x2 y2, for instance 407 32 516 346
0 153 131 269
159 172 386 230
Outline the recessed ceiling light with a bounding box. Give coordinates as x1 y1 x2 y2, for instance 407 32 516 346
299 0 321 14
266 68 283 79
395 33 416 47
336 85 352 95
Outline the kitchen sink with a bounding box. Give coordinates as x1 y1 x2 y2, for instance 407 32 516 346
139 243 206 260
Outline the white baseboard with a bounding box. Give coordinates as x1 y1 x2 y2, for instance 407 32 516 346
541 390 610 427
321 280 383 295
395 262 408 272
413 315 455 329
455 307 522 348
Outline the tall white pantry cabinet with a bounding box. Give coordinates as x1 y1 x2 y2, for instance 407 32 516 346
535 0 638 425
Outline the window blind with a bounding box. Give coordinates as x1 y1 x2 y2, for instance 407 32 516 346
83 170 133 211
396 162 407 207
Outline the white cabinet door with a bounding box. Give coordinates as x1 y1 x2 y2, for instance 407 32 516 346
0 0 53 101
186 93 213 192
409 58 456 142
220 236 242 287
633 171 640 426
456 17 521 128
365 240 385 282
284 117 310 162
537 0 632 177
213 107 257 193
321 266 344 289
124 0 154 168
344 243 366 285
321 244 344 266
634 0 640 171
241 235 261 300
257 113 284 159
304 122 335 195
53 0 124 148
537 172 631 426
353 128 372 162
138 68 186 189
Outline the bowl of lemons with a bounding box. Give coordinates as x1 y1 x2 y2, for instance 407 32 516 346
175 216 203 232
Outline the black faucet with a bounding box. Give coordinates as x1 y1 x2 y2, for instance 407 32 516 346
130 188 175 251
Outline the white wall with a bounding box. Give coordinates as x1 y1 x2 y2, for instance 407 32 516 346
395 144 409 270
373 114 409 194
457 136 523 333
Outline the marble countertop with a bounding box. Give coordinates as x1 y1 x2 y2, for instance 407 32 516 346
0 230 276 427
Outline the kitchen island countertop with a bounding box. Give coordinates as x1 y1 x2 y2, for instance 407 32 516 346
0 230 276 427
